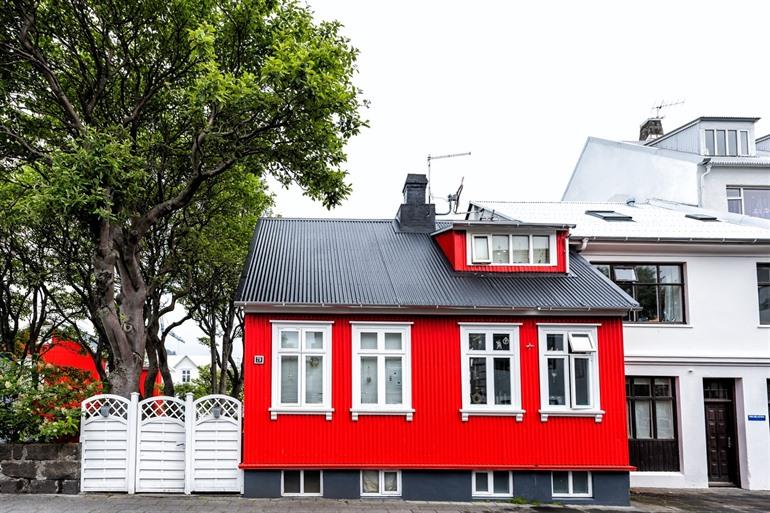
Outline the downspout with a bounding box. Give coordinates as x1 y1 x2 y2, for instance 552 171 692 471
699 158 712 207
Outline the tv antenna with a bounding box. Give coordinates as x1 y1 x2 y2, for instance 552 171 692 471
427 151 471 203
651 99 685 119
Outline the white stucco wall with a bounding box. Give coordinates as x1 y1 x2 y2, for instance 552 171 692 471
563 138 701 204
586 244 770 490
702 166 770 214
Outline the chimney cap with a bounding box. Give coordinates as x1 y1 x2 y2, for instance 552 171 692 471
403 173 428 189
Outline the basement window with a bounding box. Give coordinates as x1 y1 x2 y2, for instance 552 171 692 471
585 210 633 222
472 471 512 497
552 471 592 498
361 470 401 496
282 470 322 496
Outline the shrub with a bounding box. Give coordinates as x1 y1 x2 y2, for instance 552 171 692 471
0 357 102 442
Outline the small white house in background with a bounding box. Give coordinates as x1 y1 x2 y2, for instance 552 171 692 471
167 354 210 385
468 199 770 490
563 116 770 220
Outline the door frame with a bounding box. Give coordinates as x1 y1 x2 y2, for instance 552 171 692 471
702 378 740 486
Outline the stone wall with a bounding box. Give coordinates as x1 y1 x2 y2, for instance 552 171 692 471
0 443 79 494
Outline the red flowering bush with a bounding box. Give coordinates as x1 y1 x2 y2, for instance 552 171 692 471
0 357 102 442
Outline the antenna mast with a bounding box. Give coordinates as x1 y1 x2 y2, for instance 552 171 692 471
427 151 471 201
651 99 685 118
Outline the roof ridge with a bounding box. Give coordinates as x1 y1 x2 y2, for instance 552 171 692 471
262 217 394 223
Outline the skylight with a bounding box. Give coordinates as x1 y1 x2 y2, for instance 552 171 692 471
585 210 633 222
685 213 719 222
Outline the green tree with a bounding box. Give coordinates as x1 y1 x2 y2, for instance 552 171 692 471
1 0 365 396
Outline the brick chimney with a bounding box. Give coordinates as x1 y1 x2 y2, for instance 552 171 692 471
395 174 436 233
639 118 664 142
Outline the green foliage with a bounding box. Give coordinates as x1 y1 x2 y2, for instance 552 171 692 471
0 358 102 442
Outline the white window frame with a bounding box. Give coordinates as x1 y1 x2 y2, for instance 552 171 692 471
704 129 751 156
468 233 557 267
270 321 333 420
459 323 523 421
181 369 191 383
351 322 413 421
537 325 603 422
281 470 323 497
551 471 593 498
360 470 401 497
472 470 513 498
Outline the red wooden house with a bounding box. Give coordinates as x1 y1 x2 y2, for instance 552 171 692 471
235 175 637 505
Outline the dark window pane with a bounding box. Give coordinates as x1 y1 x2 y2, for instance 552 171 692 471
595 264 610 278
283 471 301 494
633 378 651 397
303 471 321 494
572 472 590 494
493 471 509 494
552 472 569 494
727 130 738 156
743 188 770 219
728 198 742 214
493 358 511 405
634 265 657 283
659 286 684 323
716 130 726 155
547 358 566 405
475 472 489 493
653 378 672 398
635 285 659 322
704 130 715 155
469 358 487 404
469 333 485 351
492 333 511 351
759 285 770 325
758 265 770 284
658 265 682 284
573 358 590 406
546 333 564 351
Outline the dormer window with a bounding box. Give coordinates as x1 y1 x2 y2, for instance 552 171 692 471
470 234 553 266
704 129 750 156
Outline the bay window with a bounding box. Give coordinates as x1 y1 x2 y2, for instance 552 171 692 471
470 233 554 265
538 326 601 421
459 324 522 421
351 323 413 420
270 322 333 419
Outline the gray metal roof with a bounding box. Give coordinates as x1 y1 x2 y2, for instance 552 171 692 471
235 218 638 312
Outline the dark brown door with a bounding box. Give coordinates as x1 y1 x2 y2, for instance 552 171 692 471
703 379 738 485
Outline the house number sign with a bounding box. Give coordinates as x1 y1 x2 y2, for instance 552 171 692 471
748 415 766 421
254 355 264 365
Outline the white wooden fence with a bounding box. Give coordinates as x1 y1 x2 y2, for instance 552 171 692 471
80 393 242 494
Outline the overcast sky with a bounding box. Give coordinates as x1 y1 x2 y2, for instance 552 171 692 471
268 0 770 219
175 0 770 354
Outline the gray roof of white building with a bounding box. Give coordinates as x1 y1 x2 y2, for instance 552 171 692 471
470 201 770 242
235 218 638 312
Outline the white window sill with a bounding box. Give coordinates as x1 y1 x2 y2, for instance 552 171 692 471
553 494 593 499
539 409 604 423
350 408 414 421
361 493 402 498
758 325 770 329
472 493 514 499
623 323 692 329
269 407 334 421
460 409 525 422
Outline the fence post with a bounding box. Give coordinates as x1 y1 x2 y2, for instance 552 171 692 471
184 393 194 495
127 392 139 494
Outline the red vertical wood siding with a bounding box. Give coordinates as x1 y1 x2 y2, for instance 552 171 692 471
241 313 629 470
433 230 569 273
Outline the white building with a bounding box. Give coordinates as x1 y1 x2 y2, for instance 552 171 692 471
468 199 770 490
563 116 770 220
167 354 210 385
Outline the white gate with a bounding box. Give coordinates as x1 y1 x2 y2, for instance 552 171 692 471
136 396 187 493
189 395 243 492
80 392 242 494
80 394 134 492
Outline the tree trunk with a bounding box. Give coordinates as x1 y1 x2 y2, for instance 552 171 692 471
93 221 148 398
143 335 159 399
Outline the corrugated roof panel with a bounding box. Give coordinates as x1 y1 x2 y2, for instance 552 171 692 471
236 218 637 311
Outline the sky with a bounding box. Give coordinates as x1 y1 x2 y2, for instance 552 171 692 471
268 0 770 219
173 0 770 355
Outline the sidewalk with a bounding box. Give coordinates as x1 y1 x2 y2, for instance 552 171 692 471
2 489 770 513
